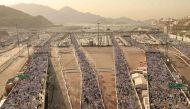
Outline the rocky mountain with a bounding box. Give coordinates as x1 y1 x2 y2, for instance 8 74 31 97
0 5 53 27
12 3 153 25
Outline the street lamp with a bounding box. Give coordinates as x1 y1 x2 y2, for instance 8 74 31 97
97 23 100 46
16 24 20 50
27 37 30 59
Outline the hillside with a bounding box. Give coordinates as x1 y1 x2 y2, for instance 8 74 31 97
55 6 106 24
11 3 153 25
0 5 53 27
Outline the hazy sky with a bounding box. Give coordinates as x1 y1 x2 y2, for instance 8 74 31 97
0 0 190 20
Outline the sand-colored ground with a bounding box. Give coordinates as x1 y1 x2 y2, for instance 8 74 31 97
122 46 146 71
167 47 190 82
83 47 117 109
0 47 33 97
64 73 81 108
56 47 81 109
58 48 79 72
47 63 69 109
0 46 24 66
98 72 117 109
83 47 114 69
121 46 147 109
49 47 72 109
0 44 15 53
171 54 190 80
158 46 190 82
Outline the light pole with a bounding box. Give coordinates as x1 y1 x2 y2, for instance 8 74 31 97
27 37 30 59
16 24 20 51
97 23 100 46
164 24 170 59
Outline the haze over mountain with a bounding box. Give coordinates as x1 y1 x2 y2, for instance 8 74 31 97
11 3 153 25
0 5 53 28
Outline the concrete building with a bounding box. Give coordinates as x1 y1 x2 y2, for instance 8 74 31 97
143 97 150 109
142 90 149 98
134 76 147 89
131 69 144 74
132 73 144 80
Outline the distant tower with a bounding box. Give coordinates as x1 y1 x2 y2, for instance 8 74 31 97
164 25 169 58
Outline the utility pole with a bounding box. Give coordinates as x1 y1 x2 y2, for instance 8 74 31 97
27 37 30 59
164 25 169 60
16 24 20 51
97 23 100 46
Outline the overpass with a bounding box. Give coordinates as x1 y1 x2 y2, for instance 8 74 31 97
17 30 162 35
